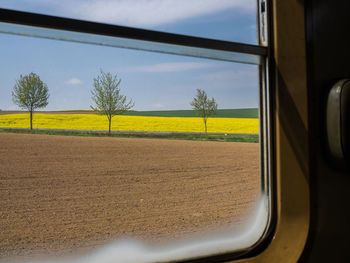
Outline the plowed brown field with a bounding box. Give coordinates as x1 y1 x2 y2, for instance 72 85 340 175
0 133 260 261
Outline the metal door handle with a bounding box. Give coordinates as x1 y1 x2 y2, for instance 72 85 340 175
327 79 350 162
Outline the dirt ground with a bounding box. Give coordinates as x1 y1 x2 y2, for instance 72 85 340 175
0 133 260 261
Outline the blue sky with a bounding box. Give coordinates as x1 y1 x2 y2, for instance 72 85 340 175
0 0 258 111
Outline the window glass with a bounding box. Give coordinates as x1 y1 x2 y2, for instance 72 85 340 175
0 0 257 44
0 9 268 263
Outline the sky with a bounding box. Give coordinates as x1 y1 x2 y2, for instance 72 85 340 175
0 0 259 111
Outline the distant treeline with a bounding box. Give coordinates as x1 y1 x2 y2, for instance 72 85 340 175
122 108 259 118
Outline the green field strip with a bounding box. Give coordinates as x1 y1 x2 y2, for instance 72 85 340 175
121 108 259 118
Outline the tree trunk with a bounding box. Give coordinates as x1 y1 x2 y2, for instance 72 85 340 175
204 118 207 134
108 117 111 135
30 110 33 130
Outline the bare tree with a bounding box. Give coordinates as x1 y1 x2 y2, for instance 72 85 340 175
12 72 49 130
91 70 134 135
190 89 218 134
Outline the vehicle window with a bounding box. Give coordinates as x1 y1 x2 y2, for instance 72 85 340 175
0 0 257 44
0 3 270 263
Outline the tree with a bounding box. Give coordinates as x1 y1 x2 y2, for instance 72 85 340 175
190 89 218 134
90 70 134 135
12 72 49 130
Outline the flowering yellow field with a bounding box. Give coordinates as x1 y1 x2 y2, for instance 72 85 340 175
0 113 259 134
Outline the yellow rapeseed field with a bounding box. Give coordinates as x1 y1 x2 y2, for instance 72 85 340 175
0 113 259 134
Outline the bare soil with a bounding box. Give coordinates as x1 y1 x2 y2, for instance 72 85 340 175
0 133 260 261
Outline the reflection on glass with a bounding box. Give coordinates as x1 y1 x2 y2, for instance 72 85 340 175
0 22 262 65
0 31 267 262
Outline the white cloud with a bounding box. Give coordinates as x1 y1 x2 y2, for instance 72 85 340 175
196 68 258 90
152 103 165 109
2 0 255 27
200 68 257 81
65 78 82 85
123 62 216 73
73 0 255 27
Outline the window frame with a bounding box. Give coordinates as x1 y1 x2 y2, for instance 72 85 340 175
0 0 310 261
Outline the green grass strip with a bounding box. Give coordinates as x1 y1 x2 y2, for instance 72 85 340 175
0 128 259 143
